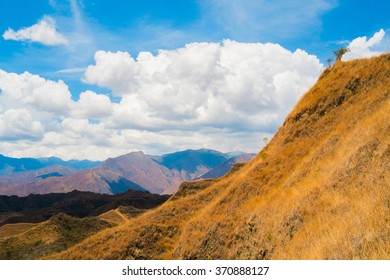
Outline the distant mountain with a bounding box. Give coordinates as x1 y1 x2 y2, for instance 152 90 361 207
0 165 78 195
37 157 101 170
0 155 45 176
0 154 100 176
198 153 256 179
155 149 229 177
0 189 170 226
0 149 255 196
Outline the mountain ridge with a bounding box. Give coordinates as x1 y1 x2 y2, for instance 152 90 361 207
0 149 255 196
0 188 170 226
0 154 100 176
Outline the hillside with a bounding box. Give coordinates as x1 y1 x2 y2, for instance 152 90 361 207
0 213 112 259
51 54 389 260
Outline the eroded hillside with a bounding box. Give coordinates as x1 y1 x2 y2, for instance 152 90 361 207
47 54 390 259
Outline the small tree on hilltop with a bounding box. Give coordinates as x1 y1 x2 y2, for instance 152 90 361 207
333 47 349 61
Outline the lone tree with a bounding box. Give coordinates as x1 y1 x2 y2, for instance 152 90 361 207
326 57 333 67
333 47 349 61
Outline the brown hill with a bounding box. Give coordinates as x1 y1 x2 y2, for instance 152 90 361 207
17 54 390 259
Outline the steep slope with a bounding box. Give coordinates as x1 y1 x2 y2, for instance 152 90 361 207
53 54 390 260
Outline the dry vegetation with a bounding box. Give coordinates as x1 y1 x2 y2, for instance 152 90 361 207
0 213 113 259
0 223 37 240
8 54 390 260
98 206 146 225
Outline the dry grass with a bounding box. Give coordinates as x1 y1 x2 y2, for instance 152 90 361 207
98 209 128 225
0 223 37 240
0 213 113 259
48 53 390 260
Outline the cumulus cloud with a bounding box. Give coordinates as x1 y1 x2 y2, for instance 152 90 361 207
343 29 386 61
72 90 113 118
0 70 73 114
0 109 44 141
0 69 115 147
2 16 69 46
0 40 324 160
85 40 323 132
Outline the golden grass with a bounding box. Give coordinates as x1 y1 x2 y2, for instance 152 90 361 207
0 223 37 240
0 213 113 259
98 209 128 225
49 53 390 260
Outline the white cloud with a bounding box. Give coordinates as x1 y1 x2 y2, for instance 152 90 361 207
343 29 387 61
56 68 86 74
0 40 323 160
0 70 73 114
85 40 323 132
0 109 44 141
72 90 113 118
2 16 69 46
84 51 140 95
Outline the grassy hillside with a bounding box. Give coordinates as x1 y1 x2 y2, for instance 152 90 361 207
0 223 36 240
0 213 112 259
50 54 390 260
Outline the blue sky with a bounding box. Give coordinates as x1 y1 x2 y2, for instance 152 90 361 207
0 0 388 160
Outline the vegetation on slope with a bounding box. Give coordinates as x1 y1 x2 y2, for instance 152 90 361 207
47 54 390 260
0 213 112 259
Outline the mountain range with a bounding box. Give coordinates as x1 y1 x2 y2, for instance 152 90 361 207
0 154 100 176
0 150 255 196
0 189 170 226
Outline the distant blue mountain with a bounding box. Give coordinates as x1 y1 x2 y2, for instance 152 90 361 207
154 149 229 173
0 154 101 176
37 157 101 170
